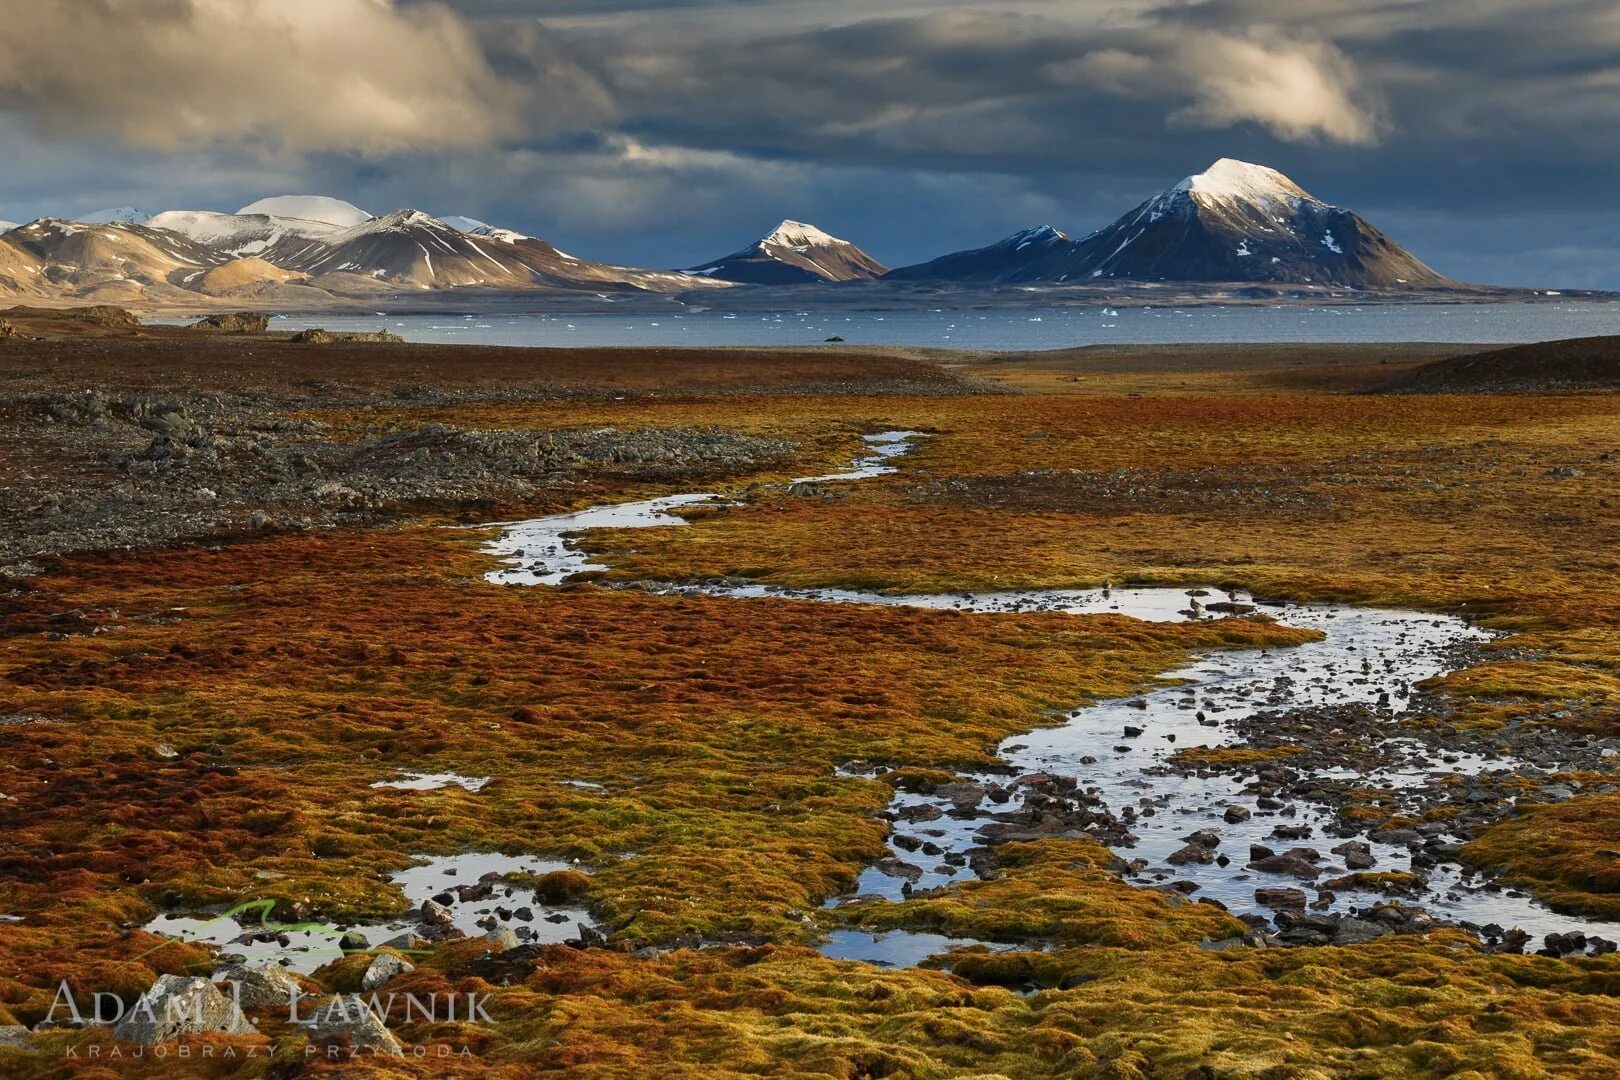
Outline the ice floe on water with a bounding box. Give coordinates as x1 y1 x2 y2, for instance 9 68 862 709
478 430 1618 964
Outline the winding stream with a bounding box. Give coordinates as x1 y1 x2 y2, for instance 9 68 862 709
480 433 1612 962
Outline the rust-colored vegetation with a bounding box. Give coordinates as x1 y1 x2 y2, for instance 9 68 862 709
4 334 1620 1076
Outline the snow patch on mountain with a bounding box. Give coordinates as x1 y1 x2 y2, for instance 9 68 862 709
1176 158 1313 208
759 220 844 250
236 196 372 228
147 209 341 257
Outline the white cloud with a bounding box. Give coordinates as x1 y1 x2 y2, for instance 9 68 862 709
1170 30 1382 145
0 0 526 154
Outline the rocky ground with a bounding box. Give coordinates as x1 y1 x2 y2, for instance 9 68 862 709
0 306 996 565
1 387 793 562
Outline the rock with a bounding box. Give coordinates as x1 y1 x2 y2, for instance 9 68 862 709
300 995 402 1053
1182 829 1221 848
190 312 269 334
338 931 370 953
290 328 404 344
1223 805 1252 824
1247 851 1321 879
1168 843 1216 866
1332 841 1377 870
359 952 415 992
1254 887 1309 910
486 927 521 950
875 857 924 882
114 975 256 1044
421 898 454 926
1333 918 1392 945
215 963 303 1010
1369 828 1423 846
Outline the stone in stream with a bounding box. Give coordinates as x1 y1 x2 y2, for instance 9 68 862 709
1254 887 1309 910
1168 843 1217 866
1248 849 1322 880
1332 840 1377 869
114 975 256 1044
1223 805 1252 824
875 857 924 882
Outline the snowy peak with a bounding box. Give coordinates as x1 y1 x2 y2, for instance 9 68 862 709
689 219 887 284
759 219 845 250
236 195 372 228
1175 158 1314 208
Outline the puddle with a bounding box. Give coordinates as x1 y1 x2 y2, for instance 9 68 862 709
141 853 594 973
480 431 1618 962
820 929 1015 968
370 772 489 792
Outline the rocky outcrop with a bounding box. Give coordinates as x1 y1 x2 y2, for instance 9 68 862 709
191 312 270 333
289 328 403 344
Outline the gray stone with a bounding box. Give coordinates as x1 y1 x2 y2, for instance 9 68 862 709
113 975 256 1044
359 953 415 992
485 928 521 951
215 963 302 1011
300 995 402 1053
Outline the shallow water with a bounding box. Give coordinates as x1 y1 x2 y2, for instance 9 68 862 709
480 432 1617 963
370 771 489 792
144 853 592 973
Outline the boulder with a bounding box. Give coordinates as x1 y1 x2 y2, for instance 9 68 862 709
300 995 402 1053
113 975 256 1044
1253 887 1308 910
215 963 303 1011
359 952 415 992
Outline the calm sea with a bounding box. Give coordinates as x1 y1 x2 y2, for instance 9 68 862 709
228 302 1620 350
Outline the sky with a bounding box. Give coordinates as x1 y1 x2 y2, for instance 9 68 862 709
1 0 1617 287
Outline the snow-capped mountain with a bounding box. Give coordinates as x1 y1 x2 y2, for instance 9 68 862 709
686 220 888 284
888 159 1447 288
236 195 372 229
77 206 153 225
883 225 1073 283
0 196 726 303
0 220 18 233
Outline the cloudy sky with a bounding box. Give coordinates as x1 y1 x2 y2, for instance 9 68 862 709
1 0 1617 286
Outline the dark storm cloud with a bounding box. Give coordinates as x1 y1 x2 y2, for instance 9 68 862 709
0 0 1617 286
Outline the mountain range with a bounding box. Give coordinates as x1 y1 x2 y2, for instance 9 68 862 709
0 161 1493 309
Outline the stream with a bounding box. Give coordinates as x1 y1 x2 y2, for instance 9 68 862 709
482 431 1616 965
